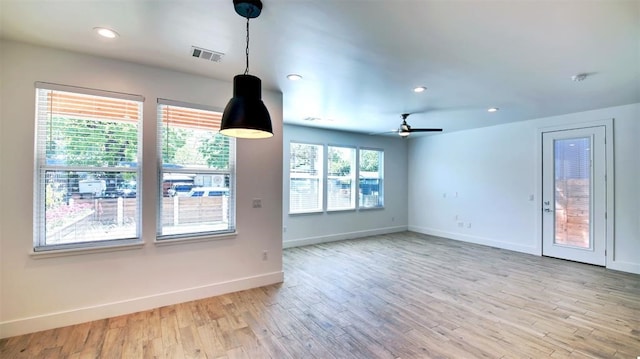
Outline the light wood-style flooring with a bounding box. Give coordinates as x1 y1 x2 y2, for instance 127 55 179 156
2 232 639 358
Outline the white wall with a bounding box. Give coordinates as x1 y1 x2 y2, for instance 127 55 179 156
408 104 640 274
283 124 408 247
0 41 284 338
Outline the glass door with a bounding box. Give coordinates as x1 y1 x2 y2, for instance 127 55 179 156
542 127 606 265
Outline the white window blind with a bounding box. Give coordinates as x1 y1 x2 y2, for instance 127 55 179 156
157 100 235 238
289 142 324 213
34 83 143 250
327 146 356 211
359 148 384 208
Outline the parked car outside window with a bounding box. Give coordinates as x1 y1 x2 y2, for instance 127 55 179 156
116 181 137 198
187 187 229 197
167 183 194 197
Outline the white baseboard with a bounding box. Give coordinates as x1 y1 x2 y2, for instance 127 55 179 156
410 226 640 275
283 226 408 248
0 271 284 339
607 260 640 275
409 225 539 255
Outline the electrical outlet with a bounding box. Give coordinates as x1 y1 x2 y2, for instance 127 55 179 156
467 222 472 228
457 221 464 228
262 250 268 261
252 199 262 208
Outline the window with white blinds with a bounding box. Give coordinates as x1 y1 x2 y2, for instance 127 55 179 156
34 83 143 251
289 143 384 214
289 142 324 213
327 146 356 211
359 148 384 208
157 100 236 238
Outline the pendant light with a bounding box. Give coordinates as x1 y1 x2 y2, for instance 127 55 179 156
220 0 273 139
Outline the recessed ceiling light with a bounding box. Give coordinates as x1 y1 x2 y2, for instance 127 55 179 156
487 107 499 113
413 86 427 93
287 74 303 81
94 27 119 39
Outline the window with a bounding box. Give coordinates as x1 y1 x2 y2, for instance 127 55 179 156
34 83 143 251
289 142 323 213
327 146 356 211
158 100 235 238
288 142 384 214
359 148 384 208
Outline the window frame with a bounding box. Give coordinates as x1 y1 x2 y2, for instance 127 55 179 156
289 141 325 215
156 99 236 241
33 82 144 252
358 147 384 209
288 142 385 215
326 144 357 212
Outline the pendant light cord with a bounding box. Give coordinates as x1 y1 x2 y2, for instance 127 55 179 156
244 17 250 75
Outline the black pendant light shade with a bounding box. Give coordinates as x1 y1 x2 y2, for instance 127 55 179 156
221 0 273 139
220 74 273 139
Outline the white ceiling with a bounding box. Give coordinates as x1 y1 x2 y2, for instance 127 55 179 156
1 0 639 136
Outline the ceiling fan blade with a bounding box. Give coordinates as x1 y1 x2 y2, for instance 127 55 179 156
369 129 400 135
409 128 443 132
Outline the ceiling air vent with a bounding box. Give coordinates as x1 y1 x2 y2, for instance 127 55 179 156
191 46 224 62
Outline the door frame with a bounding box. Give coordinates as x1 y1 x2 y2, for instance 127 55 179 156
535 119 614 265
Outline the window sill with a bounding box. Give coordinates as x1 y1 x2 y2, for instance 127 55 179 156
155 231 237 246
30 241 145 259
288 210 324 216
327 208 357 213
359 206 385 211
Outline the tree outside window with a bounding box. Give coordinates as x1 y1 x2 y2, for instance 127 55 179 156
327 146 356 211
35 85 142 250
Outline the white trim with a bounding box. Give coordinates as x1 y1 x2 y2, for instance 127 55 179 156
30 241 144 259
606 260 640 275
283 226 407 248
157 98 224 113
536 118 614 268
409 225 539 255
0 271 284 339
154 231 237 246
533 127 544 255
34 81 144 102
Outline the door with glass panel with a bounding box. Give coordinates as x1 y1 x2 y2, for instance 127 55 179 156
542 126 606 265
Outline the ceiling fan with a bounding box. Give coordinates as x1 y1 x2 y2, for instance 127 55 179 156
393 113 443 137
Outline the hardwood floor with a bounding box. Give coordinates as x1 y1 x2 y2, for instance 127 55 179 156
2 232 639 358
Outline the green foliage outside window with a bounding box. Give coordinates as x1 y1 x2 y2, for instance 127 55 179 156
290 143 320 173
199 133 230 170
47 116 137 167
161 127 187 164
328 147 351 176
360 150 380 172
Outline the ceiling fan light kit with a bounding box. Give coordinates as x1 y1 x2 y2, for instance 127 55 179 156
220 0 273 139
571 73 588 82
394 113 442 137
